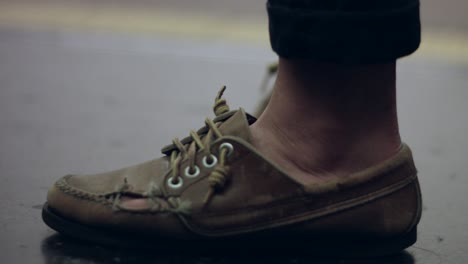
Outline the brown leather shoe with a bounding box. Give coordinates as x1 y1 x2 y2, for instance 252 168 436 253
42 87 422 256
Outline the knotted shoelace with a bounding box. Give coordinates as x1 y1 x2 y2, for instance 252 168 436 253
163 86 233 205
259 62 278 93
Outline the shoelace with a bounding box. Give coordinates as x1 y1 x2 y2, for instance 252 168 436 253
163 86 233 205
260 62 278 92
253 62 278 117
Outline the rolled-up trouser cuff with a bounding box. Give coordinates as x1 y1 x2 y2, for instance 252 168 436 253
267 0 421 64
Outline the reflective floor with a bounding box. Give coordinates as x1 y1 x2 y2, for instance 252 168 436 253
41 234 421 264
1 1 468 264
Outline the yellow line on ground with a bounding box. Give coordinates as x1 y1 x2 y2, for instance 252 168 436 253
420 31 468 64
0 3 269 44
0 3 467 64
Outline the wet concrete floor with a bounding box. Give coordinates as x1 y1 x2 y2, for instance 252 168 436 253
1 5 468 264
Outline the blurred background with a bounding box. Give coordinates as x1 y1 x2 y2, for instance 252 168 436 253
0 1 467 263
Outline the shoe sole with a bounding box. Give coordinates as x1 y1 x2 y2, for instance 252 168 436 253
42 202 417 257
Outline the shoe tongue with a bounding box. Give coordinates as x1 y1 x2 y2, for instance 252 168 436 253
218 108 254 143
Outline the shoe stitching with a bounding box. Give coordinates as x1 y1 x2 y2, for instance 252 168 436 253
55 176 191 214
55 176 113 206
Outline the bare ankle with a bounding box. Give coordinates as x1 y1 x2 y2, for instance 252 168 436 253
251 59 401 183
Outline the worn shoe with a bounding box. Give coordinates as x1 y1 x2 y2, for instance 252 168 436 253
43 87 422 256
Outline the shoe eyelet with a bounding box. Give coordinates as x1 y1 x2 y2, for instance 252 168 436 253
184 165 200 178
202 154 218 168
167 177 183 189
219 142 234 157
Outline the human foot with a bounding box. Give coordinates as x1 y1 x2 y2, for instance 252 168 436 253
43 87 421 256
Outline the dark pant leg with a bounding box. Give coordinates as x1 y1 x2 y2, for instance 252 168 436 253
267 0 420 64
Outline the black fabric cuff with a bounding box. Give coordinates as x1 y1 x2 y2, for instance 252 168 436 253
267 0 421 64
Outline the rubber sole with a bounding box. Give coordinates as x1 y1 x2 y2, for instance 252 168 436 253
42 203 417 257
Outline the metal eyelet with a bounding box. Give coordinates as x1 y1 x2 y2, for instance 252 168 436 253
202 154 218 168
184 165 200 178
167 177 183 189
219 142 234 156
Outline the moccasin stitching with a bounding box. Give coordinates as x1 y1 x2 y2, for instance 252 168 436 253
55 176 112 206
55 176 191 214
